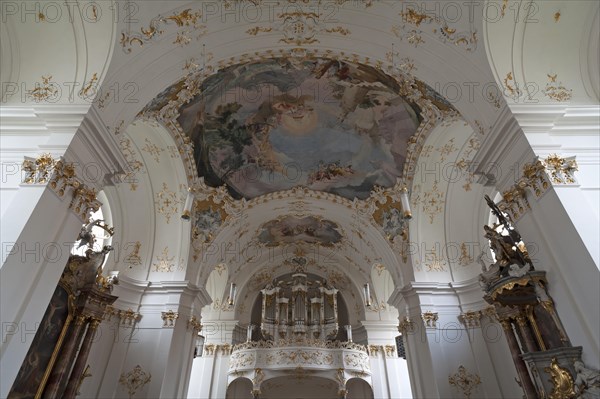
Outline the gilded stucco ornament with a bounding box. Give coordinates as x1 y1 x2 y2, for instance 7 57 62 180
542 154 578 184
26 75 58 102
119 365 151 398
118 137 145 191
152 247 175 272
187 316 202 332
120 8 206 53
141 138 164 163
417 181 445 224
79 73 99 99
22 153 57 184
246 9 351 45
496 155 578 222
543 74 573 102
119 308 141 326
458 310 482 328
421 311 438 328
545 358 576 399
398 316 415 334
448 365 482 399
155 183 184 224
23 154 101 221
124 242 143 268
161 310 179 327
384 345 396 357
392 6 478 51
503 72 521 98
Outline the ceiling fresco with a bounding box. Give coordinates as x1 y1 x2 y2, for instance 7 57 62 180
257 215 342 247
148 58 429 200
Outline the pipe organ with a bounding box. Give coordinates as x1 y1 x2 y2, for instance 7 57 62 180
260 272 339 341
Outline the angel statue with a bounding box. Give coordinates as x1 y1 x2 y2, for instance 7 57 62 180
482 195 534 278
574 360 600 398
77 218 114 249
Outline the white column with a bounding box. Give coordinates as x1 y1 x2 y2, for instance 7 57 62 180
0 106 127 397
472 106 600 368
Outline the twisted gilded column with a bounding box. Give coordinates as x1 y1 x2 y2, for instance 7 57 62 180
42 314 89 398
500 319 538 399
63 318 101 398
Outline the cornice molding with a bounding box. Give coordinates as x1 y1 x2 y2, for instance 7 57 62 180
470 104 535 190
64 106 130 190
389 277 486 310
115 275 212 308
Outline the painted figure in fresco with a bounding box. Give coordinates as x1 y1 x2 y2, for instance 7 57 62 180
257 216 342 246
176 58 421 200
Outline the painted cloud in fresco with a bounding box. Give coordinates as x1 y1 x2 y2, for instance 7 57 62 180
257 216 342 247
176 58 421 200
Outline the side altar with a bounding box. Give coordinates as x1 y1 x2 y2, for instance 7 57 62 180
480 195 599 399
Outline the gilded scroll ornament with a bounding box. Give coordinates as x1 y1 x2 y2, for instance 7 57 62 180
22 153 57 184
392 6 477 51
542 154 578 184
246 10 351 45
119 365 151 398
543 74 572 102
153 247 175 273
26 75 58 101
495 154 578 222
141 138 164 163
124 242 142 268
23 155 101 221
554 11 561 22
424 250 447 272
155 183 183 224
419 181 445 224
252 368 265 392
458 243 474 266
118 137 145 191
545 358 576 399
448 365 482 399
79 73 99 99
503 72 520 98
120 9 206 53
436 138 458 162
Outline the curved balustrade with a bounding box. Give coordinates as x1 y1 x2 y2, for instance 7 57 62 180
227 339 372 395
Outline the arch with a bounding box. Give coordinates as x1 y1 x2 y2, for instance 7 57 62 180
104 119 192 281
233 259 366 326
371 263 395 311
1 1 116 105
346 377 374 399
226 377 253 399
484 0 599 104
